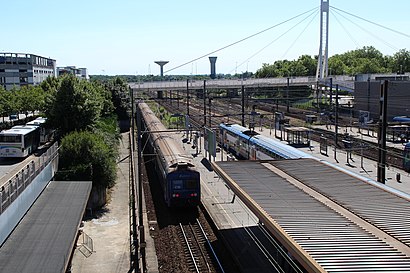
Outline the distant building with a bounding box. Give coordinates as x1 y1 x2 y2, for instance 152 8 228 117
354 75 410 121
0 52 56 90
57 66 89 80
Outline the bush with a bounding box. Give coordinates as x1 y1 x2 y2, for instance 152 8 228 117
56 131 117 188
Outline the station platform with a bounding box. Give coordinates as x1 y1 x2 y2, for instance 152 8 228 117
177 123 410 271
255 124 410 195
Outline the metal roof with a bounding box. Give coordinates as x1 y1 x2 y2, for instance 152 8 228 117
0 181 92 273
213 159 410 273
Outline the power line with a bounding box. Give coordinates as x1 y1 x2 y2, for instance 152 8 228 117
164 6 319 74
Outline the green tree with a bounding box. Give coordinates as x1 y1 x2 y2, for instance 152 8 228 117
57 131 117 188
391 49 410 74
47 75 105 136
107 77 131 120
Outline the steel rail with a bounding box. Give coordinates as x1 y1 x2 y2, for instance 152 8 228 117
179 223 200 273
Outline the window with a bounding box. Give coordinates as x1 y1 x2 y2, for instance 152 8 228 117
172 180 183 189
185 180 198 189
0 135 21 143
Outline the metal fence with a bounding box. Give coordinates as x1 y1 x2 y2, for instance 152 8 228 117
0 142 58 215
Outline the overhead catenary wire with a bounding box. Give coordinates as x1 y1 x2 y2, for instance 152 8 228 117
164 6 319 74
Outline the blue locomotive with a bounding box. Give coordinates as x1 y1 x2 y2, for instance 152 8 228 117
219 123 312 160
138 103 200 207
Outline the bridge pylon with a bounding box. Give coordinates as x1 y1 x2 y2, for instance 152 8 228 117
316 0 329 81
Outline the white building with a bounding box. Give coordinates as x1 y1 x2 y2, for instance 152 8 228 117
57 66 89 80
0 53 56 90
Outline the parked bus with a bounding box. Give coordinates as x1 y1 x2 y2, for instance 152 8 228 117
0 125 40 158
26 117 54 144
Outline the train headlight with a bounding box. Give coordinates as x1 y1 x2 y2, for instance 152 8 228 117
190 193 198 197
172 193 180 198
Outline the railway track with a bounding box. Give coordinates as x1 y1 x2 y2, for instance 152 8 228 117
157 97 407 172
179 219 224 273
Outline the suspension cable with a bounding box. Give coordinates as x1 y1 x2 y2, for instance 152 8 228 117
281 10 319 59
164 6 319 74
330 5 410 39
331 8 398 51
231 8 319 74
330 9 360 48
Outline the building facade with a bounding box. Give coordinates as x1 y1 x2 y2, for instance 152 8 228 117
354 78 410 121
57 66 89 80
0 53 56 90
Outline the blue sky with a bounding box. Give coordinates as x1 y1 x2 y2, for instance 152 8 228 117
2 0 410 75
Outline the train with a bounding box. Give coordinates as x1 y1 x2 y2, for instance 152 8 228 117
0 117 54 158
219 123 313 160
137 102 201 207
393 116 410 123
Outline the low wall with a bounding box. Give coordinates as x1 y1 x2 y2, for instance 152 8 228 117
0 144 59 246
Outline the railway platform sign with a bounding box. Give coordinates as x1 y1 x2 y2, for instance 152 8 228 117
204 127 216 159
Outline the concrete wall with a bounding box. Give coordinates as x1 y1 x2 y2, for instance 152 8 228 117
0 149 58 246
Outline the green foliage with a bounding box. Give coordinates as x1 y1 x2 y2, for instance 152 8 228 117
93 115 121 159
57 130 117 188
103 77 130 120
255 46 410 78
46 74 105 137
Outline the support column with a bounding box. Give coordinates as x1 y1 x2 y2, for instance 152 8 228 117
316 0 329 80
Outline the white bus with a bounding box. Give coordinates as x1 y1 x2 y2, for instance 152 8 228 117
26 117 54 144
0 125 41 158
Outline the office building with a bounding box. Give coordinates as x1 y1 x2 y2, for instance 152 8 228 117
57 66 89 80
0 53 56 90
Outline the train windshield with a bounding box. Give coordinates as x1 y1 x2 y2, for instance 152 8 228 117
172 179 198 189
173 180 183 189
185 180 198 189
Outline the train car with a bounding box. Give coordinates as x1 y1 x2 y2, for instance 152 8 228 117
404 142 410 172
393 116 410 123
138 102 200 207
219 123 313 160
0 125 40 158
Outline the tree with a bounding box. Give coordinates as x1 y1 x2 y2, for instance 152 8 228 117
106 77 131 120
18 85 45 117
57 131 117 188
46 75 105 136
391 49 410 74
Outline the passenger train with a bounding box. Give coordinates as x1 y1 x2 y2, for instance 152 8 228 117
219 123 313 160
138 102 200 207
